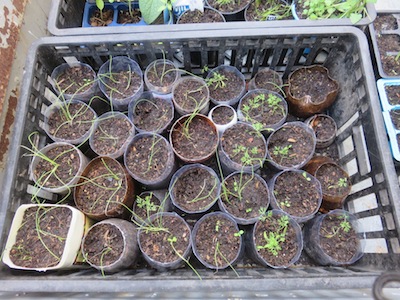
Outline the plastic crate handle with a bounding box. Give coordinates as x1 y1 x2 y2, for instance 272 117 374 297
373 272 400 300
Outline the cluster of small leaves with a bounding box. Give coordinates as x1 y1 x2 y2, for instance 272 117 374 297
233 144 261 166
273 145 292 157
254 0 292 21
206 72 227 90
328 177 347 190
139 0 176 24
323 215 352 238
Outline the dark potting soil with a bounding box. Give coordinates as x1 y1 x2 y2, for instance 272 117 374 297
132 97 173 132
125 135 170 181
90 8 113 26
133 193 161 222
208 69 244 103
47 102 95 141
273 171 320 218
289 68 338 104
245 0 293 21
92 116 133 156
33 144 80 188
146 63 178 89
178 8 224 23
102 71 142 100
268 124 314 168
253 70 283 93
239 91 286 128
83 223 124 267
221 123 266 167
385 85 400 106
254 214 299 267
390 110 400 129
194 215 241 267
212 106 234 125
9 206 72 268
207 0 251 13
75 158 127 216
173 78 208 111
309 115 336 142
117 8 141 24
172 167 219 212
319 214 360 263
316 163 351 197
374 15 400 76
171 116 218 160
140 215 190 264
221 173 269 220
55 65 96 95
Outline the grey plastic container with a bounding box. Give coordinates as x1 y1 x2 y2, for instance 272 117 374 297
1 27 399 293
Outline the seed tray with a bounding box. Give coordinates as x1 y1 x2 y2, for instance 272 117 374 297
47 0 376 36
0 26 399 294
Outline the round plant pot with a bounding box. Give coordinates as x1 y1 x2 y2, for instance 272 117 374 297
303 156 352 213
208 104 238 136
247 209 303 268
89 111 135 159
177 6 226 23
82 218 139 273
169 164 221 214
144 59 180 95
237 89 288 133
171 76 210 116
303 209 365 266
50 62 98 102
206 0 251 21
219 171 270 225
2 204 87 271
248 68 284 93
98 56 144 111
219 122 267 173
44 99 97 145
30 142 89 195
192 212 244 269
124 133 176 189
74 156 135 220
128 91 174 134
170 114 219 163
245 0 293 21
266 121 316 170
206 65 246 106
305 114 337 148
286 65 339 117
132 190 172 225
269 169 322 223
137 212 192 271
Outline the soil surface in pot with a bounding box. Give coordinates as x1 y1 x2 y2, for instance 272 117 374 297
207 0 251 13
83 223 124 267
273 171 320 217
240 91 286 129
9 206 72 268
140 215 190 264
33 144 80 188
132 97 173 132
117 8 141 24
126 135 170 181
390 110 400 129
268 124 314 168
309 115 336 142
374 15 400 76
173 78 208 111
172 167 219 212
212 106 234 125
385 85 400 106
208 69 244 103
171 116 218 160
246 0 293 21
178 8 224 23
47 102 95 141
252 69 283 93
195 215 241 267
90 8 113 26
146 63 178 90
289 68 337 104
254 213 299 267
221 123 266 167
102 70 142 100
316 163 351 197
75 158 127 217
319 214 360 263
54 65 96 95
221 173 269 220
92 116 133 156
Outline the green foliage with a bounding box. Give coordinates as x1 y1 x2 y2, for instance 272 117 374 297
323 215 352 238
257 213 290 257
273 145 292 157
216 0 235 5
232 144 263 166
206 72 227 90
254 0 292 21
139 0 176 24
328 177 348 190
234 230 244 237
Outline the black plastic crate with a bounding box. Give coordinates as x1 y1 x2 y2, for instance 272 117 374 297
1 26 399 294
47 0 377 36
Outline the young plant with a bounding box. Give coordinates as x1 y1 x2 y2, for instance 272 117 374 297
139 0 176 24
328 177 348 190
254 0 292 21
95 0 114 22
322 215 352 238
206 71 227 90
272 144 292 164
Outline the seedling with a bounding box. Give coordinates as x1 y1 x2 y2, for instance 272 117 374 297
95 0 114 23
206 71 227 90
280 199 291 208
139 0 176 24
135 192 160 222
232 144 264 167
322 215 352 238
254 0 292 21
328 177 348 190
234 230 244 237
273 145 292 164
302 171 311 181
